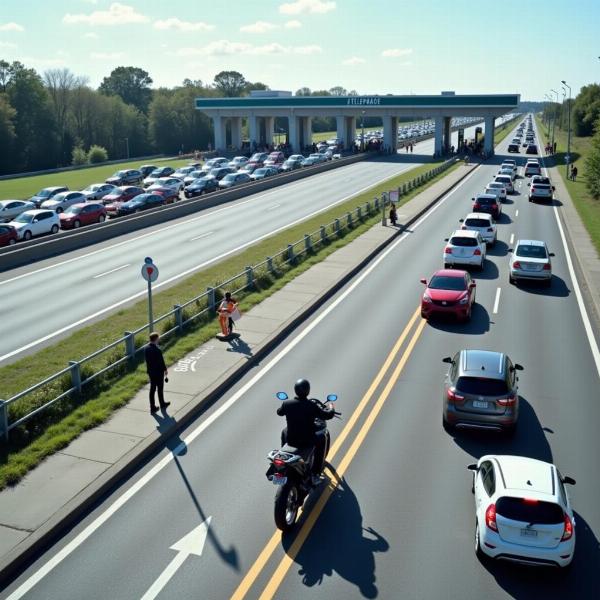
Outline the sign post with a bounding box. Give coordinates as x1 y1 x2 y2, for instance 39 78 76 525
141 257 159 333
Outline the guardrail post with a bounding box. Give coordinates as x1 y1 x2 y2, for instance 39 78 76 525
287 244 295 263
374 196 379 211
245 266 254 288
365 201 371 214
402 183 407 194
173 304 183 332
335 218 342 237
320 226 327 244
267 255 275 273
347 211 353 228
0 400 8 442
357 205 362 220
304 234 312 253
381 193 387 226
124 331 135 359
69 360 82 394
207 287 216 311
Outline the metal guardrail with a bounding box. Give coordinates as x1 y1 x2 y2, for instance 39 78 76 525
0 157 458 442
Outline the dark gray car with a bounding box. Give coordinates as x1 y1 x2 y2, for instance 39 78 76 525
442 350 523 435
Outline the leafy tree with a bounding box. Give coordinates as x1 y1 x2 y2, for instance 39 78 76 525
329 86 347 96
99 66 153 113
88 145 108 164
245 81 269 94
0 93 16 173
573 84 600 137
71 146 87 165
585 119 600 199
295 87 311 96
213 71 247 97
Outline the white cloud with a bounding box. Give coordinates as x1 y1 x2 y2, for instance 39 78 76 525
381 48 413 58
83 32 99 39
284 20 302 28
171 40 321 57
21 57 67 68
0 22 25 32
153 18 214 32
240 21 277 33
279 0 335 14
0 41 17 49
293 45 322 55
342 56 365 66
63 3 149 26
91 51 124 60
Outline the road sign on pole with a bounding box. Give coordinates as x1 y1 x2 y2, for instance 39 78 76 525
141 262 159 332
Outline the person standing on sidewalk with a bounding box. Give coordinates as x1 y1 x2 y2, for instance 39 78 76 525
218 292 238 336
145 332 170 414
389 204 398 227
571 165 578 181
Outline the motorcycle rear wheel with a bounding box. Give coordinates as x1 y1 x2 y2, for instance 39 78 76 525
274 482 299 532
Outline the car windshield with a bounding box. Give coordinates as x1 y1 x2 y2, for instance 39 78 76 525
14 213 34 223
84 185 99 192
114 171 127 177
488 183 502 189
476 197 495 205
63 206 82 214
495 177 510 183
37 189 53 197
496 497 563 524
456 376 509 395
149 169 162 176
533 184 550 190
428 276 466 290
450 236 478 247
254 169 267 175
516 244 548 258
223 174 236 181
465 218 491 227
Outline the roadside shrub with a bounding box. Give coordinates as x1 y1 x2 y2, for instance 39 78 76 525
585 118 600 199
88 145 108 164
71 146 88 166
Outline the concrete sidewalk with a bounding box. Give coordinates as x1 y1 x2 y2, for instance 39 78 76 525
0 162 477 578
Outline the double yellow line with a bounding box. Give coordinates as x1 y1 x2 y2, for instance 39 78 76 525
230 305 426 600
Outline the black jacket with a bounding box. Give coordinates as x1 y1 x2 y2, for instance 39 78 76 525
277 397 334 448
145 343 166 377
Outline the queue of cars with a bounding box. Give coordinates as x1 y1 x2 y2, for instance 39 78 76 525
422 115 577 569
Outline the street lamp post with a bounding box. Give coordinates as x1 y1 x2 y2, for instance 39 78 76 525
550 88 559 152
561 80 572 177
124 137 130 159
361 110 365 152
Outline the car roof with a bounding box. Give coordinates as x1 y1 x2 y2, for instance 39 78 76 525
450 229 479 238
43 186 66 192
485 455 556 497
459 349 505 376
465 212 493 220
25 209 54 215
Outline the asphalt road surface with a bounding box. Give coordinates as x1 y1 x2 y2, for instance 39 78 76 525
3 120 599 599
0 123 488 364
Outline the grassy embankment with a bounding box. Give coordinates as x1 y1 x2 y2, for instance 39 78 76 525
535 115 600 255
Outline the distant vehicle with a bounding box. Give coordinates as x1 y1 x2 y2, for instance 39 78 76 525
0 199 35 222
508 143 521 152
420 269 476 321
301 153 327 167
147 177 184 193
494 174 514 194
210 167 236 181
472 193 502 220
485 182 507 202
498 167 516 181
239 163 262 175
59 203 106 229
0 223 18 247
143 166 175 187
41 191 86 213
250 167 279 180
509 239 554 286
528 181 555 202
172 166 197 179
443 230 486 270
468 455 576 567
28 186 69 208
281 155 304 171
9 209 60 240
246 152 269 168
102 186 144 206
219 172 252 189
459 212 497 245
139 164 158 178
228 156 249 170
106 169 143 186
524 163 541 177
149 186 180 204
442 349 523 434
264 151 285 167
184 169 211 186
203 157 229 169
107 193 165 217
81 183 117 201
526 144 538 154
184 177 219 198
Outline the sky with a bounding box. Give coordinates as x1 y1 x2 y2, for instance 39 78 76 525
0 0 598 100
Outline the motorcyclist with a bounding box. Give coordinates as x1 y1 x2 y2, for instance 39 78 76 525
277 379 335 484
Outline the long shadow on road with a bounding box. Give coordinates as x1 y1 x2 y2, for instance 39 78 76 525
282 473 389 598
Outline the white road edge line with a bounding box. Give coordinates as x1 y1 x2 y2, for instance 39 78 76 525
509 233 514 245
4 166 482 600
189 232 214 242
492 287 501 314
92 264 130 279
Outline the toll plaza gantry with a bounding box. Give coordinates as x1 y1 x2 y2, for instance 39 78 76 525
195 90 520 156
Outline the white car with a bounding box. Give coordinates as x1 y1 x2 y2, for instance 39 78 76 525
147 177 184 193
228 156 249 170
172 166 197 179
509 239 554 286
498 167 516 181
524 162 542 177
485 182 507 202
468 455 576 568
501 162 518 177
81 183 117 201
443 229 486 270
9 209 60 241
40 191 86 213
0 199 35 222
494 174 514 194
459 213 497 245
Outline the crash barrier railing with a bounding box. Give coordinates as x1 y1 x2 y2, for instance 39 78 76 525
0 157 458 442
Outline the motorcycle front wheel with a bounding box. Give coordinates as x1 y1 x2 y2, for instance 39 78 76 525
274 482 299 532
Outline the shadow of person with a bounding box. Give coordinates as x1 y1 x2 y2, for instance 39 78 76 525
450 397 553 463
226 334 253 358
283 474 389 598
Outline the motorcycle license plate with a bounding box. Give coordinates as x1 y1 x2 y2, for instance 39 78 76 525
272 475 287 486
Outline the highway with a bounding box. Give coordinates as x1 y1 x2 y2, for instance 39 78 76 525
0 123 487 363
3 120 599 599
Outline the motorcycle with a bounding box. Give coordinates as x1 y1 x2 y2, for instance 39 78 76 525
266 391 340 532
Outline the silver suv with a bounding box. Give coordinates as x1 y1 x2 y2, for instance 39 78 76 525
442 350 523 435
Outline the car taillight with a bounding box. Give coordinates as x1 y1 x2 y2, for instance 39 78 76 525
474 249 482 255
447 389 464 404
273 458 285 467
444 247 453 254
485 504 498 532
461 226 467 230
497 394 517 406
531 187 536 193
492 204 498 209
543 263 551 270
473 203 480 210
561 513 573 541
513 261 521 269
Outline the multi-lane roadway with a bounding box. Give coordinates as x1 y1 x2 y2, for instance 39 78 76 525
3 120 599 599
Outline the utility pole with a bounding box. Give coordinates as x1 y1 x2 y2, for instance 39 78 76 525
561 80 572 177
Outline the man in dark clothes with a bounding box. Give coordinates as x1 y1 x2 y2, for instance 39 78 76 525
144 332 170 413
277 379 335 484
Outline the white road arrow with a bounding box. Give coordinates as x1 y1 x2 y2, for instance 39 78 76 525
140 517 212 600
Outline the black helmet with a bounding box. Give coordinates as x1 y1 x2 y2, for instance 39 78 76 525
294 378 310 399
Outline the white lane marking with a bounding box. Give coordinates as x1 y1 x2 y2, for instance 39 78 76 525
509 233 514 245
266 204 280 211
4 166 482 599
493 287 501 314
189 231 214 242
515 209 519 218
92 264 130 279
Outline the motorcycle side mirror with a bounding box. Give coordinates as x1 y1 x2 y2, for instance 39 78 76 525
276 391 288 401
326 394 338 402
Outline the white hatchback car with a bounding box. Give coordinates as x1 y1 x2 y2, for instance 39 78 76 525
9 209 60 240
459 213 497 245
443 229 486 270
485 182 507 202
468 455 576 568
494 174 514 194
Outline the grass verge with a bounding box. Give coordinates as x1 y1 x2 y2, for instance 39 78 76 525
535 115 600 255
0 158 460 488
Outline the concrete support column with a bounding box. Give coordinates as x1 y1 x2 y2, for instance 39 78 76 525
336 116 346 146
288 114 299 153
434 116 443 155
383 116 395 152
345 116 356 151
230 117 242 151
484 115 495 156
443 116 451 154
264 116 275 146
248 115 258 150
390 116 398 152
212 115 226 153
302 117 312 149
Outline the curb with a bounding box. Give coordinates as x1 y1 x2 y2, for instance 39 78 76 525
0 161 478 587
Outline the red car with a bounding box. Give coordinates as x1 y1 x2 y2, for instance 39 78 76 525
420 269 476 321
0 223 18 247
59 203 107 229
150 186 179 204
247 152 269 168
102 186 144 206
